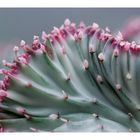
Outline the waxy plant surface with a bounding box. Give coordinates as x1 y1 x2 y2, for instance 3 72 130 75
0 19 140 132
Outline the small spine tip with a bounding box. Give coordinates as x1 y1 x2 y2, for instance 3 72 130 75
98 53 105 62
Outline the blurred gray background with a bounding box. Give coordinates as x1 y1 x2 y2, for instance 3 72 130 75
0 8 140 46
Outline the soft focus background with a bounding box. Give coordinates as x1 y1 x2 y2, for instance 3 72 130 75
0 8 140 44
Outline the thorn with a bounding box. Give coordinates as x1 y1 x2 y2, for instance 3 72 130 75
77 31 83 40
116 84 121 91
83 59 89 70
116 31 123 41
33 35 40 45
66 73 70 81
2 60 15 68
89 45 96 53
13 46 19 52
74 33 81 42
16 107 31 120
105 27 110 33
60 117 69 123
18 57 28 65
98 53 105 62
62 90 68 100
92 22 99 30
25 82 32 88
30 127 39 132
16 107 26 114
128 113 133 120
53 26 60 33
33 35 39 40
42 31 48 41
49 114 59 120
92 98 97 104
79 21 86 28
64 18 71 26
113 48 119 57
13 46 19 59
24 114 32 120
0 90 8 102
92 113 99 119
96 75 103 84
20 40 26 47
126 73 132 80
60 46 66 55
120 41 125 47
124 42 130 51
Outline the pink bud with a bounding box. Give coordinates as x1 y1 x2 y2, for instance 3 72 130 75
42 31 48 41
64 18 71 26
33 35 39 40
13 46 19 52
79 21 86 28
20 40 26 47
60 46 66 55
124 42 130 51
53 26 60 33
92 22 99 30
120 41 125 47
116 31 123 41
105 27 110 33
77 31 83 39
0 90 7 102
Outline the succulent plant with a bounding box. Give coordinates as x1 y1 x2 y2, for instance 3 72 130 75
1 19 140 132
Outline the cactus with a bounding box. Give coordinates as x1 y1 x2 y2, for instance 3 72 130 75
1 19 140 132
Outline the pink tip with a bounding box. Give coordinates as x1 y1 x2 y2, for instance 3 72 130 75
79 21 86 28
116 31 123 41
92 22 99 30
0 90 7 102
64 18 71 26
120 41 125 47
42 31 48 41
60 46 66 55
124 42 130 51
53 26 60 33
33 36 39 40
20 40 26 47
13 46 19 52
105 27 110 33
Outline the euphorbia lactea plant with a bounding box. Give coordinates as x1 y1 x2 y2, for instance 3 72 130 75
0 19 140 132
